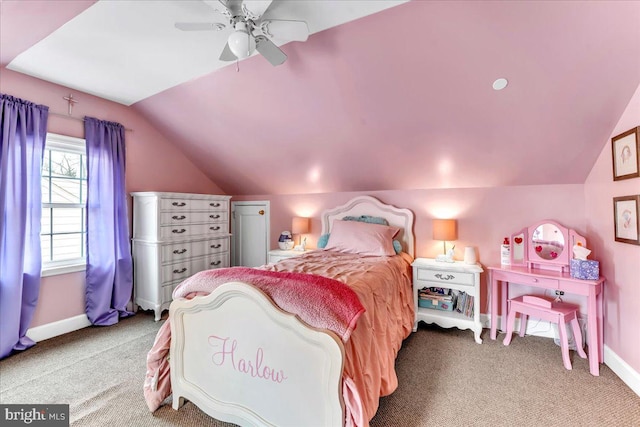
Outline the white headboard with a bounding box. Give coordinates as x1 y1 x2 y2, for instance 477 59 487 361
320 196 415 258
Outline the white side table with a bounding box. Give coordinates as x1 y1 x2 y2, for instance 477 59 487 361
412 258 484 344
268 249 309 264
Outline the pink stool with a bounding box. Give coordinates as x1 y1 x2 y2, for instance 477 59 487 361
503 295 587 370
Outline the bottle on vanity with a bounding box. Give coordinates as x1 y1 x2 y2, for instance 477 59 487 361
501 237 511 266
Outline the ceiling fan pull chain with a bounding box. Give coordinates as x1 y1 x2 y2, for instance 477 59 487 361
246 29 252 57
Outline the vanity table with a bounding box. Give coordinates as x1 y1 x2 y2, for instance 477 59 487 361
487 220 605 376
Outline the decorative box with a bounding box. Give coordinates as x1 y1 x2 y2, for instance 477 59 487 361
570 259 599 280
418 297 454 311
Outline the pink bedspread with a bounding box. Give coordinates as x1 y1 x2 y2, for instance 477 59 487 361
144 250 414 427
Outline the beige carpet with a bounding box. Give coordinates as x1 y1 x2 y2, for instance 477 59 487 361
1 312 639 426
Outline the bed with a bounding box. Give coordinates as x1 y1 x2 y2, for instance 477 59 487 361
143 195 415 427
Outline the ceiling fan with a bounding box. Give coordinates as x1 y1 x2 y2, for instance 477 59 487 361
175 0 309 66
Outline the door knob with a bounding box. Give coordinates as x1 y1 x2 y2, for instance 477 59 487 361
259 210 265 215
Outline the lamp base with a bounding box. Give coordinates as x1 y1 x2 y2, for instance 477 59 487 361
435 254 455 263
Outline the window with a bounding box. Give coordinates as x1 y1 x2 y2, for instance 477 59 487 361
41 133 87 275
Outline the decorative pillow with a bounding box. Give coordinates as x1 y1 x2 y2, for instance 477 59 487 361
324 220 399 256
320 234 401 254
317 233 330 249
342 215 389 226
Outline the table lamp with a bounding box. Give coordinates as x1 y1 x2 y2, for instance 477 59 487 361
433 219 457 255
292 217 310 251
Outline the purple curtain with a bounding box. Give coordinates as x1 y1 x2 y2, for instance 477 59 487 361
84 117 133 325
0 94 48 359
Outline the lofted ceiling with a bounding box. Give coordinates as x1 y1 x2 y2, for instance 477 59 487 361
2 0 639 196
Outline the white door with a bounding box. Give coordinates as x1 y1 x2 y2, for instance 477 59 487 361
231 201 270 267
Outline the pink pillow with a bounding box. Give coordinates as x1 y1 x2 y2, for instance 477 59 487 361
325 220 399 256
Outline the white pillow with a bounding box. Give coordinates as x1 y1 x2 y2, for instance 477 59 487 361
324 220 399 256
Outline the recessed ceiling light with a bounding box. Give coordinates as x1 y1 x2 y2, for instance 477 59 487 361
493 78 508 91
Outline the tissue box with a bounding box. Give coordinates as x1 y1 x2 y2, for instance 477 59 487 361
570 259 600 280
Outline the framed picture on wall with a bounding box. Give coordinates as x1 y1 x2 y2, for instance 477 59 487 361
611 126 639 181
613 195 640 245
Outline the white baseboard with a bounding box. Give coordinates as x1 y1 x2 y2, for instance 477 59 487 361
604 345 640 397
26 314 91 342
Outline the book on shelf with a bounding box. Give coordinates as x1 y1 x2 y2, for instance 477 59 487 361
453 291 474 318
418 287 453 300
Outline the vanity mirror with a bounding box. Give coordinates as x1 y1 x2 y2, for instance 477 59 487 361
509 220 586 271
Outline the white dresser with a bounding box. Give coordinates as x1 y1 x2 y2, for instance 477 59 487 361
131 192 231 321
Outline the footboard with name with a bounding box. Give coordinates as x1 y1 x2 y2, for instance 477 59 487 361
169 281 345 427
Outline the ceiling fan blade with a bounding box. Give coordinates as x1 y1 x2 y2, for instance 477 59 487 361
219 42 237 61
255 36 287 66
258 19 309 42
175 22 226 31
242 0 273 20
216 0 243 16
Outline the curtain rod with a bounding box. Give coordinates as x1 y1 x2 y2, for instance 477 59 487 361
49 111 133 132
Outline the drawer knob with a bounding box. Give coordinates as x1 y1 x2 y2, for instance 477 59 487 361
173 267 187 274
172 215 186 220
172 202 186 207
435 273 455 281
211 244 222 249
172 229 186 234
210 214 221 219
210 202 221 207
210 226 221 231
173 248 187 254
533 278 538 283
211 260 222 266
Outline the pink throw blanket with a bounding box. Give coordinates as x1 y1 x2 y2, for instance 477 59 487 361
144 267 365 412
176 267 365 342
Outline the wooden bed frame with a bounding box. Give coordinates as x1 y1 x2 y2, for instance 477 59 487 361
169 196 415 426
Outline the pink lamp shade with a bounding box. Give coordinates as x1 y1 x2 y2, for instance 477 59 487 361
292 217 310 235
432 219 457 241
433 219 457 254
292 217 310 248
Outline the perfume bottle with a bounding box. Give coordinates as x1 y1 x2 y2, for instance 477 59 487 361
501 237 511 266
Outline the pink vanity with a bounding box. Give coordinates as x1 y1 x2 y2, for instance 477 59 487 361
487 220 605 376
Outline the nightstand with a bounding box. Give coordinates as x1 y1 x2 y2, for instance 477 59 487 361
412 258 483 344
268 249 309 264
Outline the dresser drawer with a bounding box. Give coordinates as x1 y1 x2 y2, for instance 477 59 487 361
160 223 227 239
205 252 230 270
494 271 559 289
160 211 228 226
160 252 230 303
160 253 230 285
415 268 474 286
160 197 228 212
160 237 230 263
162 281 181 305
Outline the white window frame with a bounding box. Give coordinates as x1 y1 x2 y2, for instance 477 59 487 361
41 133 87 277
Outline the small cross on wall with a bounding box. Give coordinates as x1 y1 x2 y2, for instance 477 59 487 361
63 94 78 116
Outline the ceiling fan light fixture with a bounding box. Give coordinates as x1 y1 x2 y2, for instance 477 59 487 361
228 22 256 59
493 78 508 91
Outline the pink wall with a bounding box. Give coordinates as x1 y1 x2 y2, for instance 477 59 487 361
585 84 640 374
0 69 224 327
234 184 586 313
